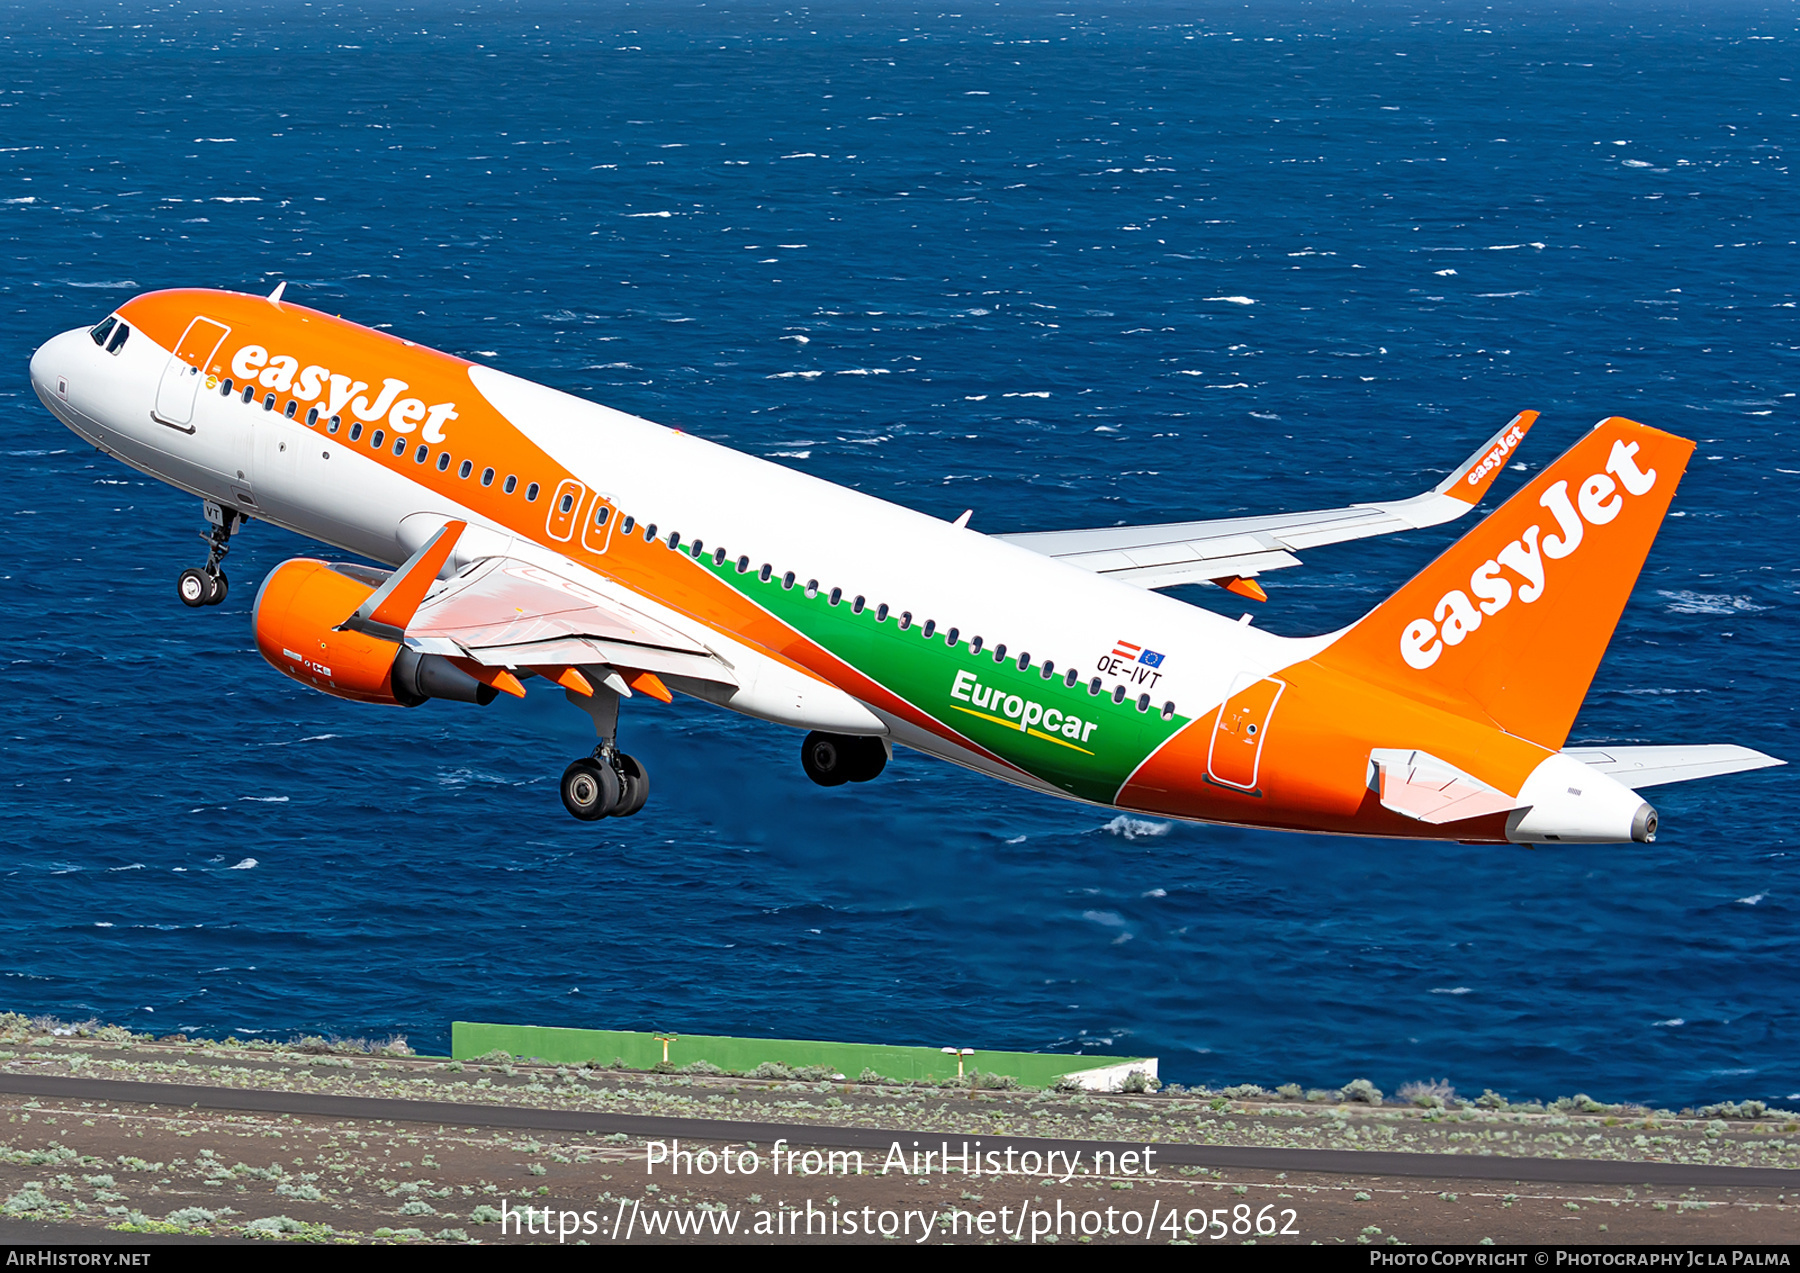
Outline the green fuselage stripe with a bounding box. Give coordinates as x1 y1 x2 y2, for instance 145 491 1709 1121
694 555 1188 803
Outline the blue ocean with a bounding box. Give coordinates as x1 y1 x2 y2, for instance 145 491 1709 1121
1 0 1794 1108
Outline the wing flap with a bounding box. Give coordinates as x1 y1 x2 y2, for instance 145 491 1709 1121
1563 745 1784 789
1370 748 1524 825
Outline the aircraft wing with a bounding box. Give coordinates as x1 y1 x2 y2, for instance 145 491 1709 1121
401 555 738 688
1562 745 1784 789
994 412 1537 594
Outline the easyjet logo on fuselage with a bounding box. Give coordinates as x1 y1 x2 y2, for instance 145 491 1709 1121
1464 420 1527 490
229 344 458 443
1401 439 1659 671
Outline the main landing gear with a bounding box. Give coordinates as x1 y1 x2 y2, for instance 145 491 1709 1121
800 731 888 787
561 747 650 822
559 680 652 822
178 500 241 608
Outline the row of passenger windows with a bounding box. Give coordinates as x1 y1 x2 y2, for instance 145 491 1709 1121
619 521 1178 721
210 369 1166 719
89 316 130 355
216 377 540 498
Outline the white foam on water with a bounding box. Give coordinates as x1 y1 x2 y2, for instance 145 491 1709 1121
240 795 289 803
1431 987 1473 995
61 279 138 289
1103 814 1169 839
1654 1018 1686 1027
1082 909 1126 927
625 210 674 217
226 858 258 870
1204 295 1256 304
767 370 822 379
1737 894 1764 905
1657 590 1766 615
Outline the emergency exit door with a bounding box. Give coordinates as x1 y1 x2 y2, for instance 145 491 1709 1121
1206 676 1286 790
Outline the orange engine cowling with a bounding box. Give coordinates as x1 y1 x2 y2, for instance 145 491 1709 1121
252 558 496 708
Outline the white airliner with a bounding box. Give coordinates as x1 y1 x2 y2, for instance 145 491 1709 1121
29 285 1781 840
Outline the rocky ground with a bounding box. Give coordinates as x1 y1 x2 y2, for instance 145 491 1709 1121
0 1017 1795 1245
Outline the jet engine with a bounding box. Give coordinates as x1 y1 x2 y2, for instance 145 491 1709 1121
253 557 495 707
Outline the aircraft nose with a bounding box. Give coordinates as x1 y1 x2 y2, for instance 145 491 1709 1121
28 327 90 408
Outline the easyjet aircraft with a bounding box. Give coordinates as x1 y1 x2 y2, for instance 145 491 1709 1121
30 286 1781 839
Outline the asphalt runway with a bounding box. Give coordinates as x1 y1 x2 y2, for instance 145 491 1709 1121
3 1072 1792 1191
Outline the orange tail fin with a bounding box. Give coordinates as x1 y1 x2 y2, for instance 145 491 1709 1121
1317 419 1694 749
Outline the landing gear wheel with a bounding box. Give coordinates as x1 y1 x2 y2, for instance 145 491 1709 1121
613 753 650 818
561 758 620 821
207 571 228 606
178 568 212 608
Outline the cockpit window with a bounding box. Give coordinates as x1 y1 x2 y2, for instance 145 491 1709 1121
105 322 130 354
89 316 117 346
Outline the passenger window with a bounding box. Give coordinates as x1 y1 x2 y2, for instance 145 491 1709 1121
689 538 703 557
328 417 341 435
221 378 234 396
829 587 843 606
1089 676 1103 696
371 428 385 448
481 467 495 486
668 531 681 550
414 445 428 464
1064 668 1079 688
876 603 889 622
394 437 407 456
595 506 610 526
644 523 657 540
970 636 984 654
106 323 130 354
242 385 254 403
1040 659 1054 679
305 406 318 426
504 475 517 494
736 555 749 573
1112 685 1128 704
759 564 772 582
899 612 912 630
852 595 866 614
284 400 298 419
945 627 960 647
1161 701 1176 721
621 515 635 534
1017 651 1030 670
993 643 1007 662
89 317 117 346
526 482 540 501
262 393 275 411
459 459 472 478
1136 693 1151 713
782 571 795 589
437 452 451 472
349 422 364 442
922 619 936 638
559 492 574 514
804 580 819 599
713 547 727 566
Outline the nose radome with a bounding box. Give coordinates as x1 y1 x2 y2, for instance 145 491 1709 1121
28 328 89 406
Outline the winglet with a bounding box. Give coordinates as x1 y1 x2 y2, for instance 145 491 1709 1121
339 520 467 638
1437 410 1538 505
268 280 287 305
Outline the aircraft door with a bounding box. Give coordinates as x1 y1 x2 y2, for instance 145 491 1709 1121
1206 675 1286 791
152 317 230 429
545 478 586 542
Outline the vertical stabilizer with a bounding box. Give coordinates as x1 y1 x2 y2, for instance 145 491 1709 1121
1317 419 1694 749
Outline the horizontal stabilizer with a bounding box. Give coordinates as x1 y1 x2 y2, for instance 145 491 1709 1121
1370 748 1524 825
1563 745 1784 790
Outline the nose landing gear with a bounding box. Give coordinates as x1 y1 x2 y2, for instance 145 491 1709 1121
178 500 241 608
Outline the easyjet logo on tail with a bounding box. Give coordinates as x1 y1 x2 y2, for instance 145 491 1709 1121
1401 439 1659 670
229 344 458 442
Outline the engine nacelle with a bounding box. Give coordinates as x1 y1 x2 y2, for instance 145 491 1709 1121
253 558 496 707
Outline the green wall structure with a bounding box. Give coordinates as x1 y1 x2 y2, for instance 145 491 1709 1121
451 1021 1151 1089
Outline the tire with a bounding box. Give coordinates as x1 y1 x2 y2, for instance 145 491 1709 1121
206 572 229 606
613 753 649 818
847 735 888 783
800 732 851 787
560 758 619 821
178 568 211 608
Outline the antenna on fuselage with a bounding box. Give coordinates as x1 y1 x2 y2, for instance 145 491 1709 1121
267 280 287 305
